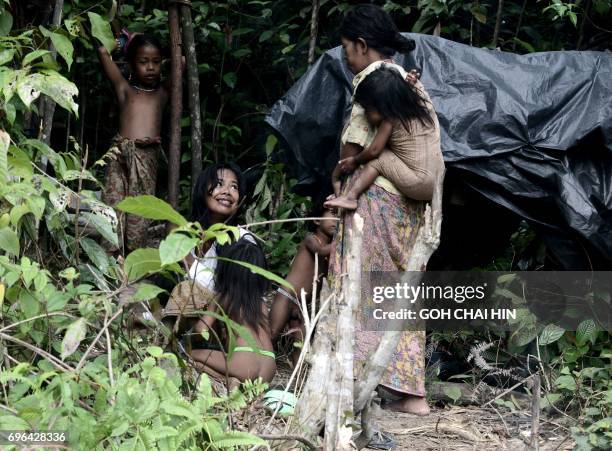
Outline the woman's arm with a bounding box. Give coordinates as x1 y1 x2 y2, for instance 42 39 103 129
97 45 129 104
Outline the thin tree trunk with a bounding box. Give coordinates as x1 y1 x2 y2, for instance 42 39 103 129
577 0 592 50
324 213 363 450
307 0 320 66
492 0 505 48
530 374 541 450
38 0 64 147
295 282 335 435
168 3 183 209
180 4 202 192
511 0 528 51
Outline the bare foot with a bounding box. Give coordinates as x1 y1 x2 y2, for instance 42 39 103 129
384 395 430 416
324 196 358 210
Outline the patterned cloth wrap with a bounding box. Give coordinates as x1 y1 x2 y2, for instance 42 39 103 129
102 134 161 252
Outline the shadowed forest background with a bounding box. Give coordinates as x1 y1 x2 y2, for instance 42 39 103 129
0 0 610 449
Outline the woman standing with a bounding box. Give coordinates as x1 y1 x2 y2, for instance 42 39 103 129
330 4 441 416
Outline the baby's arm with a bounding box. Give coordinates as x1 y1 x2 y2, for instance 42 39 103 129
355 119 393 165
337 120 393 174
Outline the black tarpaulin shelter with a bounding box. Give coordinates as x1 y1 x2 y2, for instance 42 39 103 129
265 34 612 269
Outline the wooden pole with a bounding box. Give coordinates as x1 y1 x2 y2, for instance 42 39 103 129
492 0 505 48
180 2 202 191
307 0 320 66
38 0 64 147
295 283 335 435
168 2 183 208
324 213 363 450
530 374 541 450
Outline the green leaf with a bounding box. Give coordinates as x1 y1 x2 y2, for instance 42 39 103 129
470 5 487 24
0 227 19 256
232 48 251 58
124 248 161 282
26 197 45 220
216 256 294 293
117 195 187 227
259 30 273 42
40 28 73 69
576 319 597 345
223 72 237 89
0 129 8 183
443 385 462 403
22 49 51 67
265 134 277 156
159 400 197 419
87 12 115 53
554 374 577 391
147 346 164 358
64 19 79 37
511 38 535 53
0 415 29 430
0 10 12 36
159 233 198 266
19 71 78 115
82 212 118 248
4 101 15 125
132 283 166 302
61 318 87 359
253 174 267 196
212 431 266 448
281 44 296 55
231 28 253 36
540 392 561 409
539 324 565 345
0 48 14 65
80 237 109 274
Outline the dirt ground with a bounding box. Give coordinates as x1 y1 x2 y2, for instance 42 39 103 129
249 361 576 450
370 403 574 450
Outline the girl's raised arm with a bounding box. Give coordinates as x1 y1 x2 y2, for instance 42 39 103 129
97 45 129 103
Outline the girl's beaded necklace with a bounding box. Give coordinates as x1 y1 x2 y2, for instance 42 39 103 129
130 83 159 93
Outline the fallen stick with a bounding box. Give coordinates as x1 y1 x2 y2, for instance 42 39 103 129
387 422 486 443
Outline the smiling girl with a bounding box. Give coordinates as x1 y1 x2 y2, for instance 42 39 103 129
185 162 254 290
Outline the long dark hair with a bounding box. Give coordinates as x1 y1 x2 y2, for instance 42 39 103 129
354 66 434 132
192 162 246 229
215 237 269 332
125 34 163 63
340 4 415 56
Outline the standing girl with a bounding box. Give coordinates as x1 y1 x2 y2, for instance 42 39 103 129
98 33 168 252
